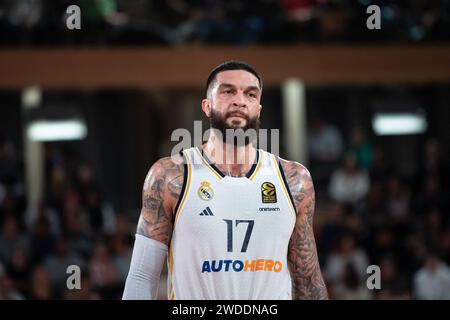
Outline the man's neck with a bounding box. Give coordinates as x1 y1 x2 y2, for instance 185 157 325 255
202 132 257 177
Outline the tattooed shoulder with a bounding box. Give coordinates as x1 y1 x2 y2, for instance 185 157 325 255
278 158 314 216
136 154 185 245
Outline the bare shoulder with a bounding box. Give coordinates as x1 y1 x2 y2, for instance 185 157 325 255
137 153 185 245
276 156 314 213
142 155 184 206
277 157 312 182
146 154 185 186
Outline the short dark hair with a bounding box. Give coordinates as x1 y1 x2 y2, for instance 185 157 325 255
206 61 263 97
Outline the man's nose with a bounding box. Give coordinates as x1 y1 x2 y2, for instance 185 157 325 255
232 92 247 107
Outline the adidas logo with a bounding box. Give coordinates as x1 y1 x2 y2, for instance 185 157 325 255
199 207 214 216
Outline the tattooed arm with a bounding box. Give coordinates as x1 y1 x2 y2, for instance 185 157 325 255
280 158 328 300
136 154 184 245
122 155 184 299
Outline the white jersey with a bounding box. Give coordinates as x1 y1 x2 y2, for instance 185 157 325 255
167 147 297 300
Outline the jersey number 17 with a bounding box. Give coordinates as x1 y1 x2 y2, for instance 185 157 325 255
222 219 254 253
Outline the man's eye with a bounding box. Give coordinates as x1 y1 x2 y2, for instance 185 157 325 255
248 92 256 98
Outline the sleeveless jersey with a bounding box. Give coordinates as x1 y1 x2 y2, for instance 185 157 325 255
167 147 297 300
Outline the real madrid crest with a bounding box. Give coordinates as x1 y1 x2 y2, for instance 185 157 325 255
198 181 214 201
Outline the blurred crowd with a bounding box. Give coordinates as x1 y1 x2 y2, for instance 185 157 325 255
0 0 449 46
1 121 450 299
308 121 450 299
0 139 134 299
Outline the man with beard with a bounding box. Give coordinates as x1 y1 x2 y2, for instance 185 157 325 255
122 61 328 300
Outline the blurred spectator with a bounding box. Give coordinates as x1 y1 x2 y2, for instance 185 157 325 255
77 0 128 44
110 233 132 286
385 176 410 224
0 183 5 209
111 0 172 45
89 242 119 298
63 269 101 300
108 214 134 291
66 231 93 262
318 203 348 255
29 214 55 263
370 146 393 183
43 236 85 297
364 181 387 226
0 262 25 300
402 231 428 275
190 1 235 44
413 175 449 216
308 118 344 163
0 137 20 188
367 227 397 266
423 209 444 247
59 187 93 257
29 264 52 299
324 233 370 289
375 257 411 300
328 153 370 206
47 166 69 215
0 137 25 224
416 139 450 190
62 188 88 235
439 230 450 265
6 244 31 294
308 118 344 187
317 1 349 42
343 210 367 244
0 0 43 45
25 201 61 237
0 189 24 226
331 262 372 300
348 127 373 171
0 215 29 263
84 187 116 235
280 0 320 42
413 253 450 300
113 213 132 237
76 164 98 199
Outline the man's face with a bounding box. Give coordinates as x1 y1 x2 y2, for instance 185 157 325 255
204 70 262 136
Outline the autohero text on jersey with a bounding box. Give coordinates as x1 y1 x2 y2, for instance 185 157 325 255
202 259 283 273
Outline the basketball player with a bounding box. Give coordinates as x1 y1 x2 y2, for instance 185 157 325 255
122 61 328 300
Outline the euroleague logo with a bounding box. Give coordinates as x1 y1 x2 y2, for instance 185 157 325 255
261 182 277 203
198 181 214 201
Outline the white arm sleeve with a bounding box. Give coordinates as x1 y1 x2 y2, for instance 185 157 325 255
122 234 168 300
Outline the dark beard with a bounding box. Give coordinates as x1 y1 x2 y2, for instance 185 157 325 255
210 109 260 146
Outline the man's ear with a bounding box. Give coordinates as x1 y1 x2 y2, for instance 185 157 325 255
257 104 262 118
202 99 211 117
